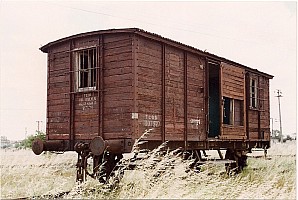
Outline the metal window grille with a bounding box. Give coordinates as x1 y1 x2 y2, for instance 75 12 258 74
249 76 268 111
74 48 97 91
250 78 258 108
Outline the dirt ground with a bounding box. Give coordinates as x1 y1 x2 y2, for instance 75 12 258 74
0 140 296 199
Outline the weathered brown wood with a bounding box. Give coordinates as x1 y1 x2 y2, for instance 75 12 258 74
161 43 166 144
219 135 247 140
104 60 132 70
104 52 132 63
104 79 133 88
74 35 98 48
48 134 70 140
50 42 70 54
43 29 272 154
138 58 162 67
104 66 133 77
104 38 132 50
221 62 245 100
75 133 100 140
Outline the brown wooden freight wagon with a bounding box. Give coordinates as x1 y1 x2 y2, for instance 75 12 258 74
32 28 273 181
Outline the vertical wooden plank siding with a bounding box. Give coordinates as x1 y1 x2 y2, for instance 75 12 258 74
219 62 223 138
102 33 133 139
161 44 166 143
132 34 139 139
164 46 185 141
202 58 206 140
97 36 101 137
186 54 205 141
245 72 250 139
259 76 270 140
245 73 270 140
243 72 247 138
220 62 246 139
43 29 272 147
136 36 162 140
99 35 104 138
183 52 188 149
205 59 209 139
257 76 261 139
47 42 71 140
69 40 75 150
46 52 50 140
72 36 99 140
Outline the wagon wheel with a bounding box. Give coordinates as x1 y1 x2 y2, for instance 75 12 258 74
237 153 247 171
225 149 247 175
96 152 123 183
225 149 238 175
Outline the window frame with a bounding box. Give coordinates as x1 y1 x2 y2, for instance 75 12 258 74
73 47 97 92
223 97 244 127
249 77 258 109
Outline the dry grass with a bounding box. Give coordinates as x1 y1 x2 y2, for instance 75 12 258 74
0 140 296 199
0 150 77 198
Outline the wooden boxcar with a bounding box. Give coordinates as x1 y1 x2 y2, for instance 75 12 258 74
32 28 273 181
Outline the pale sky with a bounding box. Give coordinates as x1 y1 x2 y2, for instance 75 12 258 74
0 1 296 140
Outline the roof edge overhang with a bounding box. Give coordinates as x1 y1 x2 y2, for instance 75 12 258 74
40 28 273 79
39 28 139 53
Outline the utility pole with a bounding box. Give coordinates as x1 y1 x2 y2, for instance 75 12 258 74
270 118 274 137
36 120 43 133
275 89 283 143
270 118 278 137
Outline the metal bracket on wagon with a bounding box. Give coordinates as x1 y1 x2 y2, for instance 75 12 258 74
74 137 126 182
74 137 125 156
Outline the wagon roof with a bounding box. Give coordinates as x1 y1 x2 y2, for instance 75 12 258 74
40 28 273 79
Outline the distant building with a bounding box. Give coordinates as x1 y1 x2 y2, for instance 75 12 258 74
0 136 11 148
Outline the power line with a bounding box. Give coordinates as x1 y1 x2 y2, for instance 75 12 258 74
45 2 295 52
43 2 255 42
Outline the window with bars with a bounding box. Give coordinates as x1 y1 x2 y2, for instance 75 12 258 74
74 48 97 91
249 76 267 111
250 78 258 109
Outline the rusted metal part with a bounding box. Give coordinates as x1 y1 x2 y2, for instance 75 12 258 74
32 138 44 155
74 141 89 153
105 139 125 154
32 139 67 155
74 138 125 156
75 142 123 182
138 140 270 152
90 136 106 156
